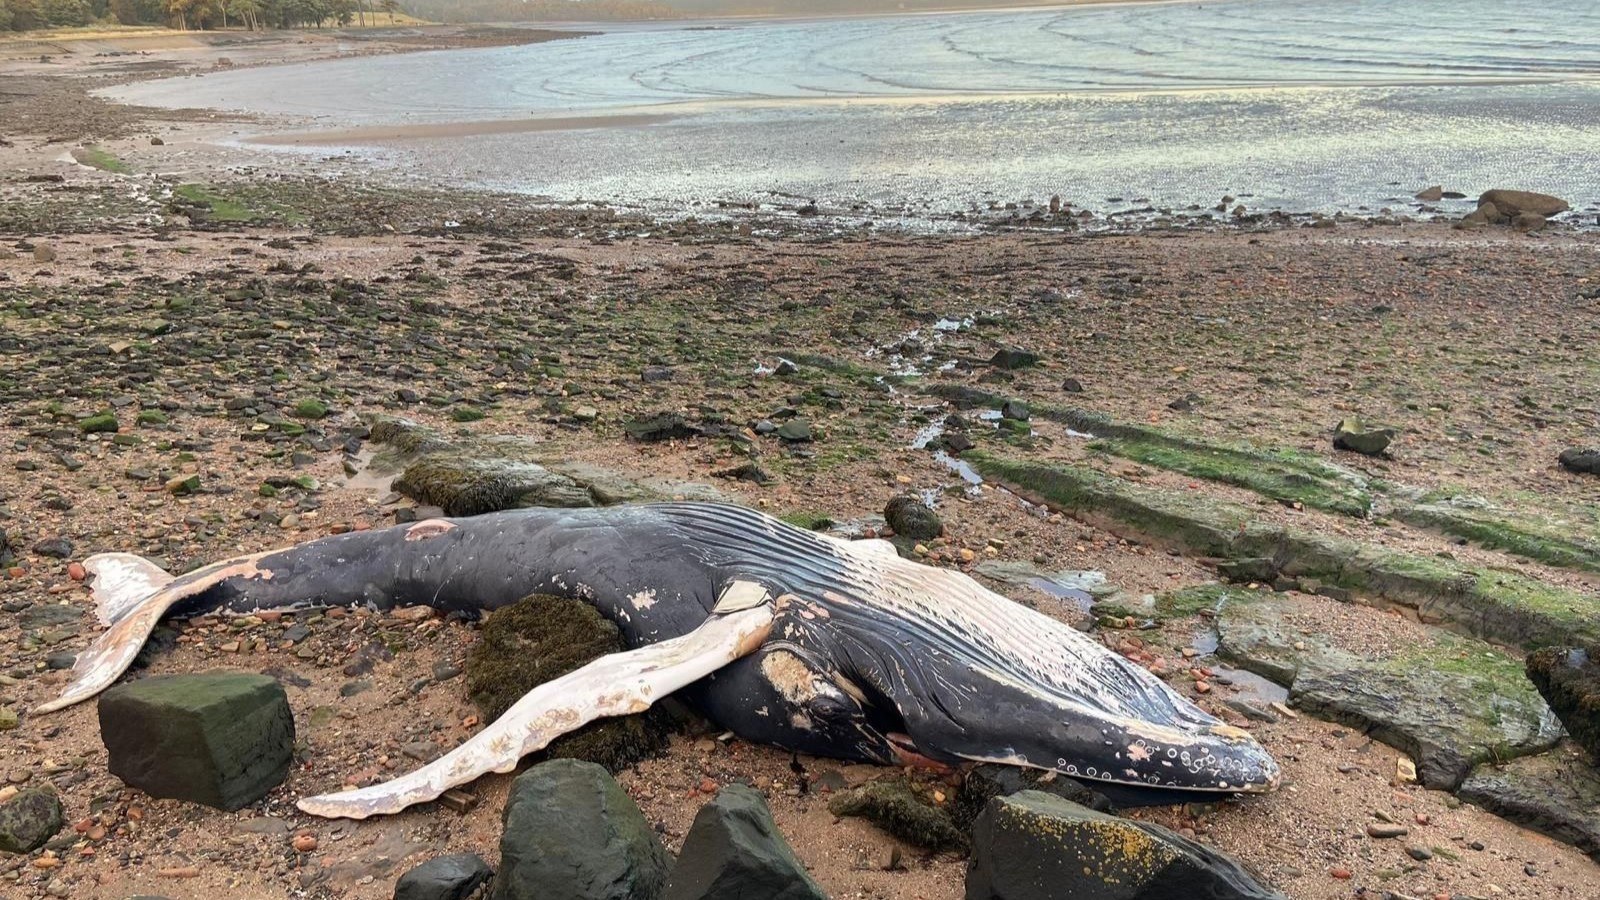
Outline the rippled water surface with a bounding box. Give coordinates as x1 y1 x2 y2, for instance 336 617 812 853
110 0 1600 217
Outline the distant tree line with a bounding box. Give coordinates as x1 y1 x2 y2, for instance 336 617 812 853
396 0 679 24
0 0 402 31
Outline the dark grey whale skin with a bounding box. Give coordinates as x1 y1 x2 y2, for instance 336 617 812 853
147 502 1273 804
166 503 909 767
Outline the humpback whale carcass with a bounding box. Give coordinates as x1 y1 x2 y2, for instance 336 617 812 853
36 502 1279 819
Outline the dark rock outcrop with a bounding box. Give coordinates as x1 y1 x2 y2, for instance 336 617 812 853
1559 448 1600 476
966 791 1286 899
98 673 294 810
988 348 1041 370
1526 645 1600 759
1458 743 1599 862
492 759 672 900
884 496 943 540
0 786 64 854
662 784 826 900
466 595 669 772
394 853 494 900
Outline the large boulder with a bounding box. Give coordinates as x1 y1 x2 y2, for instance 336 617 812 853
966 791 1285 899
661 784 826 900
1525 645 1600 759
465 594 670 772
0 786 64 854
884 495 943 540
98 673 294 810
988 347 1041 370
394 852 494 900
393 457 592 516
1559 448 1600 476
1478 189 1569 218
492 759 672 900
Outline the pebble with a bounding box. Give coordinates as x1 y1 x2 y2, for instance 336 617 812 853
292 833 318 852
1406 845 1433 861
1367 823 1410 839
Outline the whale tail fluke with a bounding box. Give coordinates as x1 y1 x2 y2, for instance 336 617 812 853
84 552 175 626
34 552 250 715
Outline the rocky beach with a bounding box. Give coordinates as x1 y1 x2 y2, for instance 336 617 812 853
3 18 1600 900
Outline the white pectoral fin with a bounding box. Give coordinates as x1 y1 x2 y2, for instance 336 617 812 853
295 603 776 820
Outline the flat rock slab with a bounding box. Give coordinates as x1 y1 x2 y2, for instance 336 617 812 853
966 790 1286 899
98 672 294 811
662 783 826 900
0 785 64 854
1457 743 1600 862
493 759 671 900
1217 594 1561 789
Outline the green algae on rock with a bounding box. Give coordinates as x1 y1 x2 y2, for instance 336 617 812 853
1525 645 1600 760
466 595 670 773
828 778 968 852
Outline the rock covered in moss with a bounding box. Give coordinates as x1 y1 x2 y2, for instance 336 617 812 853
1332 418 1394 456
662 784 826 900
97 672 294 811
1526 645 1600 759
988 348 1041 370
466 595 669 772
884 495 943 540
393 457 591 517
966 790 1286 899
828 778 967 851
0 786 64 854
493 759 671 900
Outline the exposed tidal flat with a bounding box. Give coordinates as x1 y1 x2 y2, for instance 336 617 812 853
103 0 1600 223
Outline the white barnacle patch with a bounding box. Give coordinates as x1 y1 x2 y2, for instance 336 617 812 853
629 589 658 610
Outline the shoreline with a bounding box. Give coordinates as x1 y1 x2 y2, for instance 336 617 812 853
2 13 1600 900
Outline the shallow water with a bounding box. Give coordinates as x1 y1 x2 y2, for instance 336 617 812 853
109 0 1600 218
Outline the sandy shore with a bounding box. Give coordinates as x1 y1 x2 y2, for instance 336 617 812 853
2 22 1599 900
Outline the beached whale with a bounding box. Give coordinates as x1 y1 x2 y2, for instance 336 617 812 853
36 502 1279 819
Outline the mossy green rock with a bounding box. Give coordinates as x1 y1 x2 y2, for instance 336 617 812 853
80 411 119 433
466 595 668 772
394 457 592 517
967 791 1286 899
0 786 64 854
885 495 943 540
662 784 826 900
1525 645 1600 759
1332 418 1395 456
1218 593 1562 790
828 778 967 851
492 759 671 900
291 399 329 420
97 672 294 810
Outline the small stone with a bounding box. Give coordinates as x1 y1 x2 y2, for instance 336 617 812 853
0 786 64 853
165 474 200 495
989 347 1041 370
1061 378 1084 393
883 496 942 540
1333 418 1395 456
1367 823 1410 839
292 833 318 852
1406 845 1433 861
395 853 493 900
